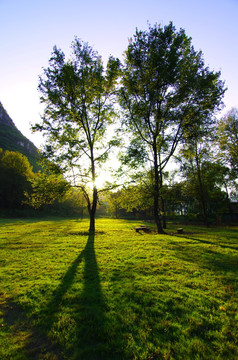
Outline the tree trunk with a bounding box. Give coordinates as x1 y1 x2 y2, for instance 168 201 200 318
161 197 167 229
195 148 209 227
153 143 165 234
88 148 98 233
89 210 96 232
89 186 97 233
154 193 164 234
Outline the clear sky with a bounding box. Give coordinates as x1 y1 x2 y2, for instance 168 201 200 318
0 0 238 147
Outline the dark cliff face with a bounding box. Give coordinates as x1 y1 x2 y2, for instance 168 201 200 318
0 102 15 128
0 102 40 170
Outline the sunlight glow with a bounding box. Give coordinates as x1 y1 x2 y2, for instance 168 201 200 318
87 176 107 190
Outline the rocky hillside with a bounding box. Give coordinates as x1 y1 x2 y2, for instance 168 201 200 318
0 102 40 170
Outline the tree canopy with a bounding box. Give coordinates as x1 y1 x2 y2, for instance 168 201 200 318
119 22 226 233
33 38 120 231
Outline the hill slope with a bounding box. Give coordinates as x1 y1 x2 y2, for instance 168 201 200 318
0 102 40 170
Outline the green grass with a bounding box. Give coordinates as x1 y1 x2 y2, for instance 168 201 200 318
0 218 237 359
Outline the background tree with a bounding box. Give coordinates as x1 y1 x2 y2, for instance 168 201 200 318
106 190 123 219
217 108 238 199
24 171 71 210
118 179 153 217
161 181 189 217
106 181 153 220
177 141 229 225
0 148 34 212
34 39 120 231
119 22 225 233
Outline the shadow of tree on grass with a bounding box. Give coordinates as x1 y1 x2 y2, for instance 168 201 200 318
168 238 238 276
3 232 125 360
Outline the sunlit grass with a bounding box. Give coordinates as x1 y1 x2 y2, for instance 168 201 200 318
0 218 237 359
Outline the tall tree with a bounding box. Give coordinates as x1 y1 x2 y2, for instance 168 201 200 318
34 39 120 232
119 22 225 233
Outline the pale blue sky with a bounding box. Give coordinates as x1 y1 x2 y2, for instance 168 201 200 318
0 0 237 147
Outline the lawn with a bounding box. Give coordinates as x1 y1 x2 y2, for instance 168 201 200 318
0 218 237 359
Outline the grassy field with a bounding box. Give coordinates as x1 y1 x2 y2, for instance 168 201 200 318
0 218 237 360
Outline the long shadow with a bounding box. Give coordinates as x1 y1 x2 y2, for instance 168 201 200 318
1 255 85 360
172 233 238 251
73 232 107 359
16 231 124 359
18 242 86 359
168 238 238 275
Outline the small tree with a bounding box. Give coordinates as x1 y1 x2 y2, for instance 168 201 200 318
217 108 238 198
34 39 120 231
178 139 229 225
119 22 225 233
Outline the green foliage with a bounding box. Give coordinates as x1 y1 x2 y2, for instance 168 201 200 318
0 148 85 217
217 108 238 198
217 108 238 171
106 170 156 219
35 39 120 174
120 22 225 153
24 171 71 209
119 22 226 232
34 38 121 231
106 185 153 219
0 149 33 177
0 218 237 359
176 140 230 223
120 139 148 169
0 148 34 211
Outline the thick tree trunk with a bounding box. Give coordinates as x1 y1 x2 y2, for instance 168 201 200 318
154 193 164 234
89 186 97 233
89 210 96 232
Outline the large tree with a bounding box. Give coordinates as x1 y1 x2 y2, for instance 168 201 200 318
34 39 120 232
119 22 225 233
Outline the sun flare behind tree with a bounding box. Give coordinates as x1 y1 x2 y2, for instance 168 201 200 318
33 38 120 232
